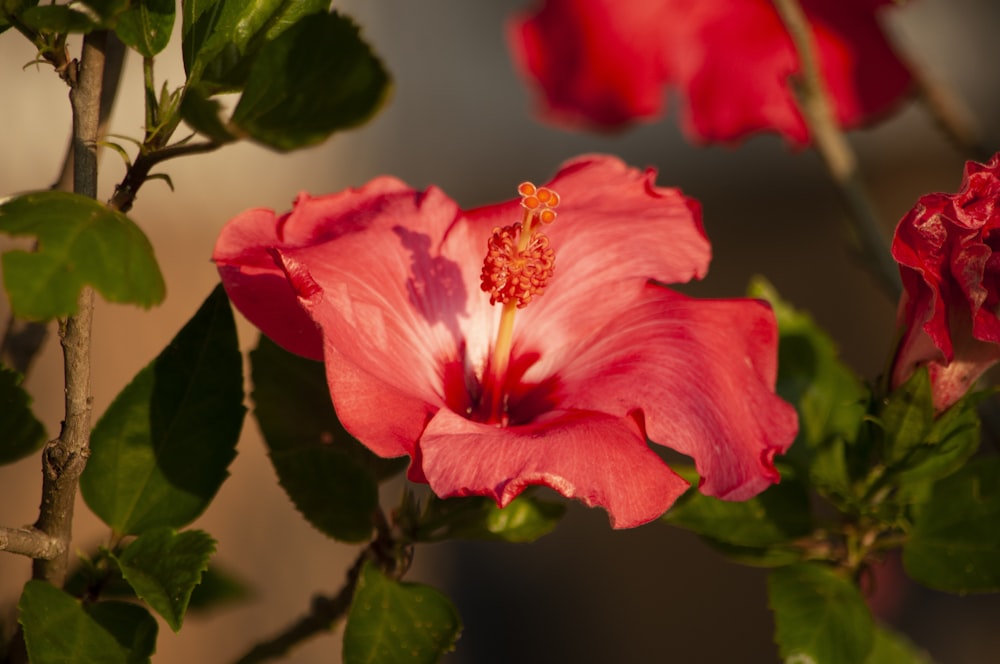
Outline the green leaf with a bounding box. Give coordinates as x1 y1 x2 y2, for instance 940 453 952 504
81 285 245 535
179 85 238 143
182 0 328 89
768 563 874 664
0 363 46 465
187 564 251 611
0 0 40 34
0 191 165 320
115 0 175 57
112 528 215 632
865 624 934 664
415 495 566 543
664 472 812 549
251 334 405 542
903 458 1000 593
19 580 158 664
887 389 983 486
20 5 99 32
749 277 869 501
343 562 462 664
82 0 130 21
879 368 934 466
230 11 390 151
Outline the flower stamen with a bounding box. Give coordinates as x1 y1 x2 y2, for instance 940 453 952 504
478 182 559 423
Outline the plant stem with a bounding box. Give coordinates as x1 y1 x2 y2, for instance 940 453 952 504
109 140 221 213
231 550 369 664
0 526 61 560
30 30 106 588
1 35 125 376
771 0 902 301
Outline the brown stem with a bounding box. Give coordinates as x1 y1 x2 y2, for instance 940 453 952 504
771 0 902 301
109 140 221 213
1 35 126 378
0 526 62 560
231 550 369 664
30 30 106 588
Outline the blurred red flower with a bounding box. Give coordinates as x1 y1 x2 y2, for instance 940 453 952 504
214 155 797 528
892 154 1000 411
508 0 912 144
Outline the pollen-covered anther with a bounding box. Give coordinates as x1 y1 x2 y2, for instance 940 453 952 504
480 223 556 308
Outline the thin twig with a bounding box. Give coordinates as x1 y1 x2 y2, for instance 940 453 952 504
231 549 369 664
0 526 62 560
771 0 902 301
30 30 106 588
109 140 221 212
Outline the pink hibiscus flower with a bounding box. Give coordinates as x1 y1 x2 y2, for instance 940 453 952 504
214 155 798 528
508 0 912 144
892 154 1000 411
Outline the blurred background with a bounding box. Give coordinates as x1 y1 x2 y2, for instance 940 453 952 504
2 0 1000 661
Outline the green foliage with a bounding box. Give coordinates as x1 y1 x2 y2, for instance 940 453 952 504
19 580 158 664
0 0 39 35
81 286 244 535
113 528 216 631
0 191 165 320
187 564 251 610
903 457 1000 593
20 4 98 33
0 363 46 465
748 277 869 504
881 380 983 487
414 494 566 543
663 471 812 566
115 0 176 57
229 11 390 150
182 0 329 92
768 563 874 664
343 562 462 664
866 625 934 664
251 334 405 543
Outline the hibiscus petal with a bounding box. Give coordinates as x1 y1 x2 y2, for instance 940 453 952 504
419 407 690 529
507 0 672 129
550 285 798 500
213 178 412 359
509 0 911 144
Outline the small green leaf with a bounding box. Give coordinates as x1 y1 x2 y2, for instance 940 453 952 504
251 335 405 542
230 11 390 151
115 0 175 57
20 5 98 32
0 363 46 465
0 191 165 320
19 580 158 664
903 458 1000 593
415 495 566 543
343 562 462 664
113 528 215 632
768 563 874 664
664 472 812 549
887 390 983 486
865 624 934 663
81 285 245 535
879 368 934 467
